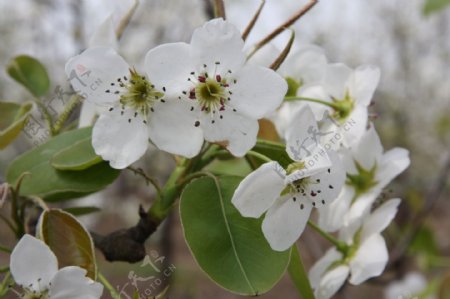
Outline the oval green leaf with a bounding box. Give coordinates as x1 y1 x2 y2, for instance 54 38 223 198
0 101 33 149
180 175 290 295
51 137 102 170
38 209 97 279
251 139 293 168
6 55 50 97
6 127 120 201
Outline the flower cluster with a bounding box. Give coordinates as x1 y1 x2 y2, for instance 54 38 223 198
66 18 287 169
232 45 410 298
63 14 410 298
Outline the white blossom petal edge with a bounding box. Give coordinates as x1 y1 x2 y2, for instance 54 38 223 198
10 234 103 299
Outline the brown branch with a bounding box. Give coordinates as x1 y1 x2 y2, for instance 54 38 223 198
214 0 226 19
242 0 265 41
248 0 318 58
91 205 160 263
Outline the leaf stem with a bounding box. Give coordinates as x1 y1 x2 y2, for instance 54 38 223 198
284 96 339 110
213 0 226 19
98 273 121 299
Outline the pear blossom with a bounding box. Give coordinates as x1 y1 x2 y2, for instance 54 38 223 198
270 45 328 135
385 272 436 299
232 106 345 251
144 18 287 157
318 125 410 232
298 63 380 148
309 198 401 299
10 234 103 299
66 46 169 169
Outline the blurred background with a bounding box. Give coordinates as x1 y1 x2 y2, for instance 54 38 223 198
0 0 449 298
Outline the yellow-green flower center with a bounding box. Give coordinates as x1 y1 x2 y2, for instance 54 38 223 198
331 90 354 123
346 161 378 197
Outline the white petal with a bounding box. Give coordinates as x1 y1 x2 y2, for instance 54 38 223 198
262 195 312 251
347 65 380 106
78 100 99 128
285 145 332 184
92 108 149 169
309 247 343 289
317 185 355 233
200 109 258 157
232 162 286 218
280 45 327 84
229 65 287 119
314 265 350 299
144 42 194 96
49 267 103 299
323 63 352 99
361 198 401 241
345 189 381 233
285 105 320 161
10 235 58 292
65 47 129 105
349 234 388 284
148 99 203 158
191 18 245 73
377 147 410 188
352 125 383 170
88 16 118 49
341 105 368 148
384 272 428 299
298 85 333 120
304 150 346 208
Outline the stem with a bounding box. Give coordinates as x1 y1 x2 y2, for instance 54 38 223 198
248 0 318 58
213 0 226 19
127 167 162 195
308 221 347 252
52 95 81 135
0 267 9 273
242 0 265 41
285 96 339 110
98 273 121 299
288 245 316 299
115 0 139 40
269 29 295 70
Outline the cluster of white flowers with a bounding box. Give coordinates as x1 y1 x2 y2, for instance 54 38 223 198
232 45 410 298
62 15 410 298
66 18 287 169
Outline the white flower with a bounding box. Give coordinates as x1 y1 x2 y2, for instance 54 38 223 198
309 198 400 299
270 45 328 136
144 18 287 157
66 46 172 169
299 63 380 148
10 234 103 299
318 125 410 232
385 272 435 299
232 106 345 251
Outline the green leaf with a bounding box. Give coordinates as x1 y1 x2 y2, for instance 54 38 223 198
6 55 50 97
288 245 316 299
180 175 290 295
63 206 101 216
251 139 293 168
423 0 450 15
38 209 97 279
51 137 102 170
6 127 120 201
0 101 33 149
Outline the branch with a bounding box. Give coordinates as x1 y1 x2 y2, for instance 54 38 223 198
91 205 160 263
